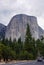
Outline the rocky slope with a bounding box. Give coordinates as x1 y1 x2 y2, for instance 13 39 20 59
0 23 6 40
38 26 44 39
5 14 44 41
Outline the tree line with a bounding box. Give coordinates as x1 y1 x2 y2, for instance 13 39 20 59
0 24 44 62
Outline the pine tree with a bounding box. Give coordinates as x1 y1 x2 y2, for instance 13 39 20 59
25 23 32 41
24 23 32 52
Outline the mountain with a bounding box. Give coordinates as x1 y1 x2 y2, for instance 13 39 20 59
5 14 44 41
38 26 44 39
0 23 6 40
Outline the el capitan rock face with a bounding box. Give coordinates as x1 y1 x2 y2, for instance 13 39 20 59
5 14 44 41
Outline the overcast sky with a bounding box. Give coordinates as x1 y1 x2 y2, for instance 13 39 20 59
0 0 44 29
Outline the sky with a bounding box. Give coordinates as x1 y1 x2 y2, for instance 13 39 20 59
0 0 44 29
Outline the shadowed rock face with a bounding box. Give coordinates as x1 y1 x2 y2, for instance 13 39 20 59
0 23 6 40
5 14 44 41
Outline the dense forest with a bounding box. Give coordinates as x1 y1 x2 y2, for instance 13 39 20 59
0 24 44 62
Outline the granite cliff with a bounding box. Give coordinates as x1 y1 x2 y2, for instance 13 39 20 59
5 14 44 41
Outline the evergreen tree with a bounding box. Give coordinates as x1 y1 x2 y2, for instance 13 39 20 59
24 23 32 52
25 23 32 41
9 37 12 47
4 39 9 46
18 37 23 52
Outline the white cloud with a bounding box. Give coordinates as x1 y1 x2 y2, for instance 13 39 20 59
0 0 44 29
37 17 44 29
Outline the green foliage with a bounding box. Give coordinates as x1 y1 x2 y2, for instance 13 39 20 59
0 42 16 61
41 44 44 57
0 43 4 61
19 51 29 60
9 50 16 60
19 51 34 60
2 46 11 61
36 39 44 58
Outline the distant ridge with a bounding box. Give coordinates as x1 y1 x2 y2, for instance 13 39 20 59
0 23 6 40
